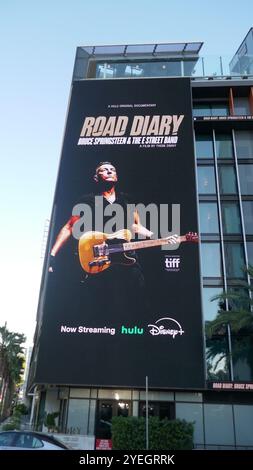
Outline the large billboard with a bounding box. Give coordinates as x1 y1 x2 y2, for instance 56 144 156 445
35 77 204 389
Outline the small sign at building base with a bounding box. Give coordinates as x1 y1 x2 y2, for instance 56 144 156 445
95 439 112 450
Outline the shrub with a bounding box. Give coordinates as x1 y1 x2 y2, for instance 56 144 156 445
112 417 145 450
12 409 22 419
2 417 21 431
112 416 194 450
44 412 59 433
2 423 18 431
14 403 28 415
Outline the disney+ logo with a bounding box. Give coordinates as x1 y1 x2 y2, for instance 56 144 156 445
148 317 184 338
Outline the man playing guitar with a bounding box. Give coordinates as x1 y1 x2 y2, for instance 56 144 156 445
50 161 180 267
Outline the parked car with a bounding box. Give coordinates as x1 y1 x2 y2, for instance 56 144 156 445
0 431 70 450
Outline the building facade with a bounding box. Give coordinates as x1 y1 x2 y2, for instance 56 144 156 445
28 34 253 450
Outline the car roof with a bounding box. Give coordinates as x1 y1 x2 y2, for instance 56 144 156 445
0 430 70 449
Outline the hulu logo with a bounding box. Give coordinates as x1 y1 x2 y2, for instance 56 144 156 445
121 325 144 335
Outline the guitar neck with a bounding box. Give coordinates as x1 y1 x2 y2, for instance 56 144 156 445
123 235 186 252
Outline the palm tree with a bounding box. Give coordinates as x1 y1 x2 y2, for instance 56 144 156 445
205 266 253 381
0 323 26 420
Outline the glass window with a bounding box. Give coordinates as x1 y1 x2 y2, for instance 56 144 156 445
114 64 130 77
96 402 113 439
202 287 223 322
132 390 139 400
193 104 228 117
193 105 211 117
246 242 253 266
96 64 115 78
218 166 237 194
234 405 253 446
215 133 234 159
70 389 90 398
67 399 89 435
195 134 214 159
117 401 130 418
139 391 174 401
124 64 144 77
204 404 234 446
88 400 96 435
15 434 43 449
233 336 253 381
242 201 253 234
211 104 229 116
206 337 230 381
199 203 219 233
238 164 253 195
184 60 199 76
161 61 181 76
197 166 216 194
176 403 204 445
233 97 250 116
98 389 131 399
235 131 253 158
221 202 242 234
139 401 175 420
224 243 245 279
201 243 221 277
122 61 182 78
175 392 202 402
0 432 15 446
227 286 250 311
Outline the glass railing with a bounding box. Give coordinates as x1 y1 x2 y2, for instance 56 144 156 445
193 55 253 78
94 55 253 80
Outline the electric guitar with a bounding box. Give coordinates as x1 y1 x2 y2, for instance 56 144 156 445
78 229 198 274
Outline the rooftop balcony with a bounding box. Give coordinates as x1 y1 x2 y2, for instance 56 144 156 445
93 55 253 80
73 44 253 81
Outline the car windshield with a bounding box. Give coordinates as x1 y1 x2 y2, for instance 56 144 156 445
0 431 70 450
15 434 43 449
0 433 15 446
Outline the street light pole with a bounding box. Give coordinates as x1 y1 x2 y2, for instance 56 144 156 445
145 376 149 450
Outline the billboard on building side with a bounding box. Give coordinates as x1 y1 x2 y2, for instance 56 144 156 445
34 77 205 389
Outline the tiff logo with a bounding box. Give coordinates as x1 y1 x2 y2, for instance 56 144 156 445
165 256 180 272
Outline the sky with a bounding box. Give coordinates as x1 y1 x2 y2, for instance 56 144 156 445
0 0 252 346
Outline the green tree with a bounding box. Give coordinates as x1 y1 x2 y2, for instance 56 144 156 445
205 267 253 380
0 323 26 420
